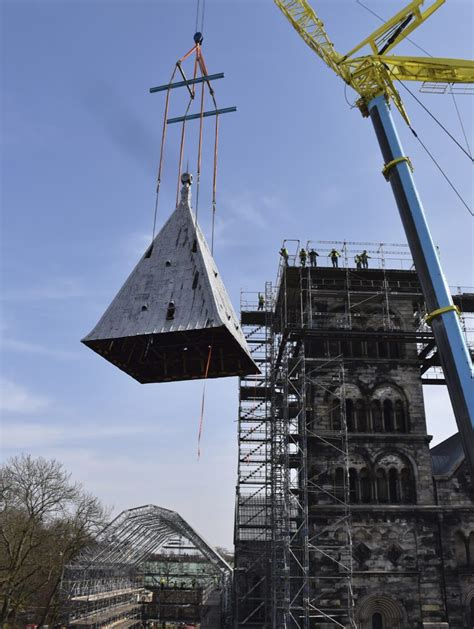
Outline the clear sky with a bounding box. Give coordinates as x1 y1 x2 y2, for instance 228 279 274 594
1 0 473 549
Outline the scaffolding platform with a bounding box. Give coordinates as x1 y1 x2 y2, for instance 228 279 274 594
234 240 474 628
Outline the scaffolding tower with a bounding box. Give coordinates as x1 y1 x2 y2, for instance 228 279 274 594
234 240 474 629
234 270 354 628
234 282 273 627
272 264 354 629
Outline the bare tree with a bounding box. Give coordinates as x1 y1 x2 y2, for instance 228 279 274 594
215 547 234 565
0 454 108 627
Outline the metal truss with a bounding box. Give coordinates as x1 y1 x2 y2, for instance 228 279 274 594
61 504 232 627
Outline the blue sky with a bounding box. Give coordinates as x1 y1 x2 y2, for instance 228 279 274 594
1 0 473 548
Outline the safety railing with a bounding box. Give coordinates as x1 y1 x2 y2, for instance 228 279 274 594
277 239 415 275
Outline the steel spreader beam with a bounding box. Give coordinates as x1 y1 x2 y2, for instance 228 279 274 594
149 72 225 93
167 106 237 125
368 94 474 474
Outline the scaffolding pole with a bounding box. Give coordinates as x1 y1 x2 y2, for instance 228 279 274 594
234 283 274 628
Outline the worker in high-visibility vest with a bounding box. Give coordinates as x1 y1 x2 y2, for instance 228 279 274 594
354 254 362 270
299 248 308 267
258 293 265 311
279 246 289 264
329 248 341 268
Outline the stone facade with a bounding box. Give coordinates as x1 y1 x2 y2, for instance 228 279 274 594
234 265 473 629
303 267 474 628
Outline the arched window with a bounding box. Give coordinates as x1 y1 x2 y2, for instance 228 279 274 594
394 400 407 432
400 467 415 504
371 400 383 432
334 468 344 501
360 468 371 503
376 469 388 503
388 468 399 503
349 468 358 503
356 400 368 432
346 399 355 432
383 399 394 432
372 612 383 629
400 467 415 503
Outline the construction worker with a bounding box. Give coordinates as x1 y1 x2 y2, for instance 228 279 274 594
309 248 319 267
299 248 308 267
279 246 289 264
354 254 362 270
360 249 371 269
258 293 265 311
329 248 341 268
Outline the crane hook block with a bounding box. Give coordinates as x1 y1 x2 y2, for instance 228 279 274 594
81 175 259 384
194 32 203 45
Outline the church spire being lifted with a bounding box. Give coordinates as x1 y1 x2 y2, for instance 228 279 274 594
82 174 259 383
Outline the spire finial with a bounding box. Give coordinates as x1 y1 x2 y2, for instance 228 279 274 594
180 172 193 206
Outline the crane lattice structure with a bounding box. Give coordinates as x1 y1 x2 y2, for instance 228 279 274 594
273 0 474 474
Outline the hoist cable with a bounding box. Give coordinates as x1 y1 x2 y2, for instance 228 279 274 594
195 0 201 33
395 77 474 163
195 50 206 221
408 127 474 217
449 86 472 159
211 113 219 254
152 66 178 240
200 0 206 33
344 83 357 109
194 0 205 35
356 0 474 162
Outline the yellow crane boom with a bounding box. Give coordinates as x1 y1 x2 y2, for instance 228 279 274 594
273 0 474 123
273 0 346 79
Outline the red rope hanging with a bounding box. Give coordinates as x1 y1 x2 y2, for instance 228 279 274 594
197 345 213 459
